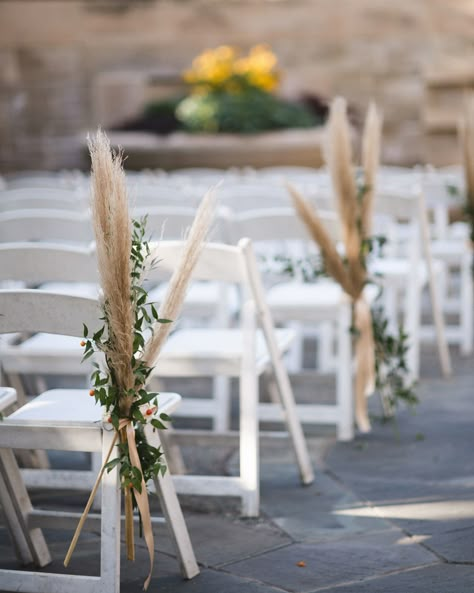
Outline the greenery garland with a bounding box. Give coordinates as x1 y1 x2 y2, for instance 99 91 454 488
262 232 418 420
81 217 171 496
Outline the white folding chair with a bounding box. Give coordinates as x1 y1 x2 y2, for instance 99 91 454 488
0 209 93 244
129 183 201 209
4 170 86 190
311 178 452 380
421 167 473 355
139 205 237 326
0 289 198 593
371 188 452 379
0 243 99 403
148 239 315 517
216 181 294 212
0 188 88 213
228 207 354 441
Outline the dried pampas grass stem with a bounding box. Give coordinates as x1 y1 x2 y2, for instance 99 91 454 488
142 188 217 368
326 97 358 248
88 130 134 413
461 94 474 213
287 183 354 296
361 102 382 237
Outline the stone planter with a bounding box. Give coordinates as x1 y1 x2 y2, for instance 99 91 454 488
103 127 326 170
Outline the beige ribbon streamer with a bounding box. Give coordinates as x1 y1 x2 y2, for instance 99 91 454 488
353 297 375 433
65 414 156 591
124 420 155 590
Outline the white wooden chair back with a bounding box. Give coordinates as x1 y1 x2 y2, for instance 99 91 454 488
0 188 88 212
149 240 247 285
0 209 93 244
224 207 342 282
4 170 86 190
0 243 98 285
129 183 201 208
216 182 293 212
0 289 100 337
134 205 226 243
228 207 341 243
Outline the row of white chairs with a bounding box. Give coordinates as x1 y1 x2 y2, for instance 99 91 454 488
1 176 470 363
0 239 315 516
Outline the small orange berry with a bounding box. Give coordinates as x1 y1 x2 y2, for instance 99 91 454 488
146 408 153 416
80 340 86 347
296 561 306 568
107 416 112 423
89 389 95 396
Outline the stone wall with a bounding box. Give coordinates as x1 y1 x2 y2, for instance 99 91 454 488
0 0 473 171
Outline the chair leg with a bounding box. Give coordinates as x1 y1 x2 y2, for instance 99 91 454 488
258 320 314 484
239 304 260 517
242 240 314 486
316 321 334 372
404 276 421 382
3 372 27 407
286 322 304 373
336 303 353 441
212 375 231 432
99 429 121 593
159 427 187 475
460 254 473 356
146 426 199 579
91 452 103 512
0 448 50 567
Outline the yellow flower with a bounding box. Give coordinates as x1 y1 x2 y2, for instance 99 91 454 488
183 43 280 93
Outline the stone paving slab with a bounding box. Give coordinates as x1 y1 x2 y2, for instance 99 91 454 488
1 347 473 592
143 513 292 567
326 480 474 537
224 532 437 592
260 465 393 543
312 564 474 593
422 525 474 563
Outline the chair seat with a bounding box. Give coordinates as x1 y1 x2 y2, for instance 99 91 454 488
370 258 428 285
370 257 446 286
1 334 87 374
0 389 181 452
430 239 471 264
266 281 350 322
39 282 99 298
8 389 180 425
155 327 295 377
148 281 239 318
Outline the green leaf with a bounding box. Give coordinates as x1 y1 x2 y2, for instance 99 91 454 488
93 326 105 342
83 324 89 338
104 457 121 473
151 418 166 430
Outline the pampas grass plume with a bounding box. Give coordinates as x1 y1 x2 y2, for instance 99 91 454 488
88 130 135 413
361 102 382 237
143 188 217 367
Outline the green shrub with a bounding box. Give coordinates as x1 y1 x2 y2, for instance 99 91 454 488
174 89 320 133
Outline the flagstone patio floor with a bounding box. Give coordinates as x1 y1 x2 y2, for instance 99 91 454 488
1 343 473 592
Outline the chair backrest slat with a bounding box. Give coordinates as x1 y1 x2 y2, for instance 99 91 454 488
147 240 247 284
0 289 100 336
229 207 341 244
0 243 98 284
0 209 93 243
